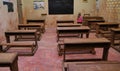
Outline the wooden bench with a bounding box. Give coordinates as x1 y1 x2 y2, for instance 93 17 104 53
5 30 38 45
96 22 119 39
0 52 18 71
18 24 42 40
63 38 110 62
4 30 38 56
57 39 96 56
96 22 119 34
57 26 90 41
64 61 120 71
1 42 37 56
27 19 46 33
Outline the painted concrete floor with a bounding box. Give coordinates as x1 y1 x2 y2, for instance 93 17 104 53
0 28 120 71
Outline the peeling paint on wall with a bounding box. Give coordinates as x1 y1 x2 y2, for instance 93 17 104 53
0 0 18 43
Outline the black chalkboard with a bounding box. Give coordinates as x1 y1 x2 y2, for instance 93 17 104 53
48 0 73 14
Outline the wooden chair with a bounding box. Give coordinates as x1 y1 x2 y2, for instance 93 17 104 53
0 45 18 71
83 14 90 17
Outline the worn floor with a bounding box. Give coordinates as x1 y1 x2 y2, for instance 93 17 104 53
0 27 120 71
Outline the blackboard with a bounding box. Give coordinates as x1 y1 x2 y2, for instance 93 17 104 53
48 0 73 14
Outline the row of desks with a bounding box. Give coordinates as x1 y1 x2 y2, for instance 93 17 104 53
56 23 120 71
96 22 120 48
1 23 45 56
56 24 111 60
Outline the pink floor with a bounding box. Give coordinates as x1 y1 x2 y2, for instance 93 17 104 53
0 28 120 71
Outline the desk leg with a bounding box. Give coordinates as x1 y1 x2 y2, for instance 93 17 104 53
0 45 2 52
5 35 10 43
64 67 67 71
43 23 45 33
34 33 38 47
81 34 83 38
102 46 110 60
111 32 115 47
15 35 18 41
57 32 59 42
86 33 89 38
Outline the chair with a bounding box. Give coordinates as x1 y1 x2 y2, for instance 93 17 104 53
0 45 18 71
83 14 90 17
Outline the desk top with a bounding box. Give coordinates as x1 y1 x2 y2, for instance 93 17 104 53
57 24 82 27
97 22 119 25
67 61 120 71
86 19 105 22
57 20 74 21
5 30 37 34
57 26 90 30
57 20 74 23
64 38 110 44
18 24 42 27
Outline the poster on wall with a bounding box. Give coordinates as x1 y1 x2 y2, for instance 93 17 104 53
33 0 44 10
2 0 14 12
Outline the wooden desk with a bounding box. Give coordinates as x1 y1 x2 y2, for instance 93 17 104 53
83 16 104 28
96 22 119 34
5 30 37 45
4 30 38 56
18 24 42 29
86 19 105 30
57 24 82 27
57 20 74 24
111 28 120 47
18 24 42 40
27 19 46 33
0 45 2 52
57 26 90 41
27 19 45 23
63 38 110 62
83 16 104 20
64 61 120 71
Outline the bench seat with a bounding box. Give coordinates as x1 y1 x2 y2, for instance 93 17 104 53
0 53 18 71
1 42 37 56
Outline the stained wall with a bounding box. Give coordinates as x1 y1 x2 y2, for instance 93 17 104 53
0 0 19 43
21 0 96 27
98 0 120 22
